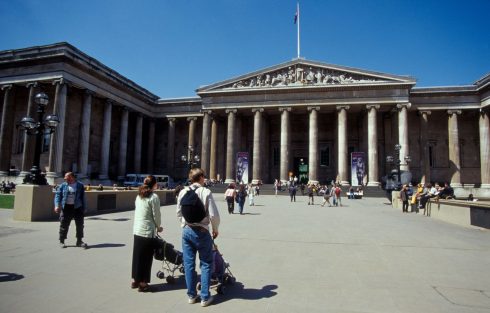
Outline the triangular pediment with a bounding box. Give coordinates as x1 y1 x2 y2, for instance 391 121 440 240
198 59 415 94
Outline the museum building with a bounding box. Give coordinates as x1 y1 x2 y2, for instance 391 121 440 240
0 43 489 195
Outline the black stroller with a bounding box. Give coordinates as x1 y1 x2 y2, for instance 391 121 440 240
153 236 184 284
197 243 236 294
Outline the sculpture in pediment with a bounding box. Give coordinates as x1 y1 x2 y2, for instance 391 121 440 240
226 64 385 90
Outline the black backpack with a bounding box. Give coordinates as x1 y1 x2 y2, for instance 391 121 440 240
180 186 206 223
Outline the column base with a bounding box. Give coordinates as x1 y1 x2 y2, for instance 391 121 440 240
98 174 109 180
224 178 235 184
46 172 59 178
367 181 380 187
0 171 9 176
19 171 31 177
308 180 319 185
252 179 262 185
451 183 463 188
480 184 490 189
340 180 349 186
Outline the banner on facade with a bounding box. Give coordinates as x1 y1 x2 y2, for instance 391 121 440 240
236 152 249 184
351 152 365 186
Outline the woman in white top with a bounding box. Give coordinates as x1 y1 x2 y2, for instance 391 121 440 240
131 175 162 292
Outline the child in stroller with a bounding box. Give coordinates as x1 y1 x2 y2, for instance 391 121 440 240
197 243 235 294
153 236 184 284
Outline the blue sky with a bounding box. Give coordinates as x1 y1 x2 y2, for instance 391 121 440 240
1 0 489 99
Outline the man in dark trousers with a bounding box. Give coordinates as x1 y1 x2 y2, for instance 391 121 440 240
54 172 87 248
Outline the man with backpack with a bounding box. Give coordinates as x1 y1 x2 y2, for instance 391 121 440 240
177 168 220 307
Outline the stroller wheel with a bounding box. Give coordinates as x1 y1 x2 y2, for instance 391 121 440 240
179 267 184 274
228 276 236 285
196 282 201 291
166 276 176 284
217 285 226 295
156 270 165 279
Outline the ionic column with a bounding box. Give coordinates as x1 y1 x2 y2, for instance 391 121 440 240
209 117 218 180
480 109 490 188
448 110 462 187
225 109 237 183
252 108 264 184
279 107 291 184
366 104 380 186
0 85 14 176
118 108 129 180
147 119 155 174
419 110 431 184
77 90 93 179
187 117 197 164
134 114 143 173
397 103 411 172
337 105 350 185
99 100 112 180
200 111 212 175
167 118 176 175
47 79 67 178
308 106 320 184
21 82 38 175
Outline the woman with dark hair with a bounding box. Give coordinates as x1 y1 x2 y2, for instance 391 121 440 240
236 184 247 215
224 183 236 214
131 175 162 292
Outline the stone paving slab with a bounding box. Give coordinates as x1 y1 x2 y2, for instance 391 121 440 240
1 194 490 313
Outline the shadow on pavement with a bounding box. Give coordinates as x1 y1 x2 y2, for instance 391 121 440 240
87 217 130 222
215 283 278 304
86 243 126 249
0 272 24 282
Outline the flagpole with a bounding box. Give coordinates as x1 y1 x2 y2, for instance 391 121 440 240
297 1 300 59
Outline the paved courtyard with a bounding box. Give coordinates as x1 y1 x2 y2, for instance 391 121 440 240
1 194 490 313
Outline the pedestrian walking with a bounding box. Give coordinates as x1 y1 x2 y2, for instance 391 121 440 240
400 184 409 213
131 175 162 292
289 183 297 202
321 186 332 207
54 172 87 249
247 184 255 206
307 184 315 205
224 183 236 214
236 184 247 214
334 185 342 206
177 168 220 307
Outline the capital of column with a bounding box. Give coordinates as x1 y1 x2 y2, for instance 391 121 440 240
84 89 95 96
202 109 213 115
52 78 69 86
187 116 198 122
447 109 462 115
366 104 380 111
105 99 114 106
307 106 320 112
418 110 432 116
336 105 350 111
480 108 490 115
167 117 176 123
396 103 411 110
278 107 291 112
26 82 38 89
225 109 237 114
1 84 12 91
252 108 264 113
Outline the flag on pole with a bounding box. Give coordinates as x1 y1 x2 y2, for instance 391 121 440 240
294 6 298 24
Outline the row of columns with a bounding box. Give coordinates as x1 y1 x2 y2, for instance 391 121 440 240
0 81 154 181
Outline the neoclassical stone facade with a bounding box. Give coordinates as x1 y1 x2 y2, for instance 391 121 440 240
0 43 489 195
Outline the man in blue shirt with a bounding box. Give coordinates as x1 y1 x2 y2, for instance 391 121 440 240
54 172 87 249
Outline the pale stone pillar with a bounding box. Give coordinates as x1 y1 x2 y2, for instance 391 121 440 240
147 119 155 174
279 107 291 184
480 109 490 188
77 90 93 179
134 114 143 173
209 117 218 180
187 117 197 164
308 106 320 184
118 108 129 180
99 100 112 180
448 110 462 187
0 85 14 176
167 118 176 176
419 110 431 184
200 111 211 175
21 82 38 175
225 109 237 183
366 104 380 186
252 108 264 184
397 103 411 172
47 79 68 178
337 105 350 185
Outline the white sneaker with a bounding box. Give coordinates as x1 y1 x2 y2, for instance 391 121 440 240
188 295 199 304
201 295 214 307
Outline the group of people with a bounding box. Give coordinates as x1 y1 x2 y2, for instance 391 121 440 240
1 180 16 193
224 183 259 214
53 169 220 306
399 182 455 213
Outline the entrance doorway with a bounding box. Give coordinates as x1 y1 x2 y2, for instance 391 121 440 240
293 157 308 184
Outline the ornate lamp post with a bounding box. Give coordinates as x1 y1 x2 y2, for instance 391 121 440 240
18 92 59 185
181 145 200 171
386 144 411 190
